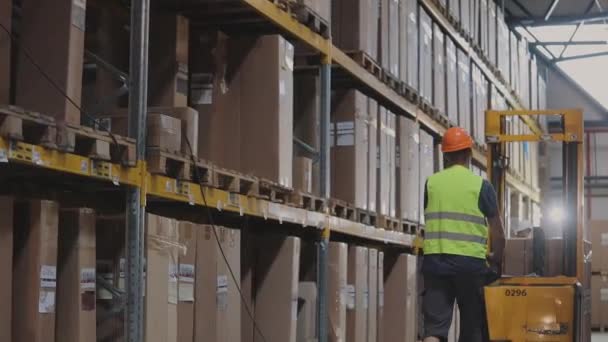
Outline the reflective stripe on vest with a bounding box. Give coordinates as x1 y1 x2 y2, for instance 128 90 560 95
424 165 488 259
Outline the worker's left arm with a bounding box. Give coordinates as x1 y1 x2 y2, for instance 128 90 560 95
480 180 506 271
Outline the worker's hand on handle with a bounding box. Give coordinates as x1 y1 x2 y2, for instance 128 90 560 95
487 252 503 279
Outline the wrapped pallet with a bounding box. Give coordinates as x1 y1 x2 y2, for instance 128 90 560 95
328 242 348 342
488 1 497 67
380 0 399 75
433 23 446 116
368 99 378 213
177 222 197 342
347 246 369 342
13 200 60 342
461 0 470 37
419 129 435 224
377 252 385 342
397 116 420 223
56 208 97 342
419 8 433 103
446 37 458 125
377 107 390 216
384 253 417 342
331 90 369 210
405 0 418 91
497 7 510 81
592 275 608 330
332 0 379 60
367 249 379 342
457 49 471 134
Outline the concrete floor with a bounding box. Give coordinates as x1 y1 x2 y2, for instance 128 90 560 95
593 333 608 342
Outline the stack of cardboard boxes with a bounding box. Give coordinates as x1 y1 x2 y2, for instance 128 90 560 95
591 220 608 329
503 237 534 276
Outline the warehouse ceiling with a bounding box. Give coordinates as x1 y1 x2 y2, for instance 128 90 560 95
503 0 608 111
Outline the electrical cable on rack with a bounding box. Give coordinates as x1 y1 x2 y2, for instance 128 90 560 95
184 137 270 342
0 22 120 147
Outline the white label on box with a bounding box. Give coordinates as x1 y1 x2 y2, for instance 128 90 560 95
178 264 195 302
602 233 608 246
40 265 57 288
363 289 369 309
39 290 56 313
336 121 355 146
292 298 298 321
217 275 229 311
168 264 179 304
602 289 608 301
339 285 347 306
379 290 385 308
80 268 96 290
346 284 355 310
284 42 294 71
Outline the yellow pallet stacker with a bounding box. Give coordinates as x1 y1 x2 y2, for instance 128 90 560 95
484 109 591 342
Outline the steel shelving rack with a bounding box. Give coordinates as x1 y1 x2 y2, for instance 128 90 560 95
0 0 543 341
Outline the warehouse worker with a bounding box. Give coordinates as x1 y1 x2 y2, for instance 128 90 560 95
422 127 505 342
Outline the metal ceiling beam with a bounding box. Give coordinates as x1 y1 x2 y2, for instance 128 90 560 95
509 11 608 26
553 50 608 63
531 40 608 46
544 0 561 20
509 0 534 17
559 0 597 59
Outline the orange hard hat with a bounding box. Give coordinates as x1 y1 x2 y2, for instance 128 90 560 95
442 127 473 153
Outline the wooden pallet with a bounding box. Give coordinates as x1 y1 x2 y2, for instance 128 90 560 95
401 83 419 104
57 122 136 166
431 109 450 128
0 105 57 148
147 148 191 180
211 166 258 196
357 209 377 226
258 179 292 203
288 191 326 212
418 99 434 115
327 198 356 221
345 50 382 78
191 159 213 186
382 71 400 91
377 214 400 231
401 220 419 235
290 2 330 38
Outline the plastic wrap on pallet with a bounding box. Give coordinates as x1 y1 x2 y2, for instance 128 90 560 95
433 23 446 116
397 116 420 223
497 6 510 81
530 55 538 110
446 37 458 125
331 90 369 210
388 112 397 218
398 0 408 83
457 49 471 134
471 0 479 45
380 0 390 70
471 64 481 143
368 98 378 213
419 129 434 224
460 0 470 36
448 0 460 23
510 31 520 95
488 1 497 67
419 7 433 103
405 0 419 90
389 0 400 76
377 107 390 216
332 0 379 60
347 246 369 342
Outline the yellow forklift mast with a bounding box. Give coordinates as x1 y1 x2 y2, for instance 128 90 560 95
484 109 591 342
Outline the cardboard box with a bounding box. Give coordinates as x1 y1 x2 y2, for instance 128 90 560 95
148 113 183 153
419 130 434 224
380 0 389 70
297 282 318 341
387 112 397 218
149 107 199 157
367 98 378 213
13 200 59 342
545 238 564 277
239 35 294 187
457 48 471 134
367 249 378 342
193 31 241 171
293 156 313 193
446 37 458 125
195 225 241 342
145 214 179 342
328 242 347 342
419 8 433 103
377 252 385 342
397 117 420 222
177 222 197 342
149 14 189 107
56 208 96 342
384 253 417 342
389 0 400 76
460 0 470 36
95 215 125 342
405 0 418 90
503 237 533 276
433 23 446 115
592 275 608 329
16 0 85 124
0 0 10 103
331 90 369 209
377 107 389 216
0 196 13 342
591 220 608 273
254 235 301 342
347 246 368 342
332 0 379 60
